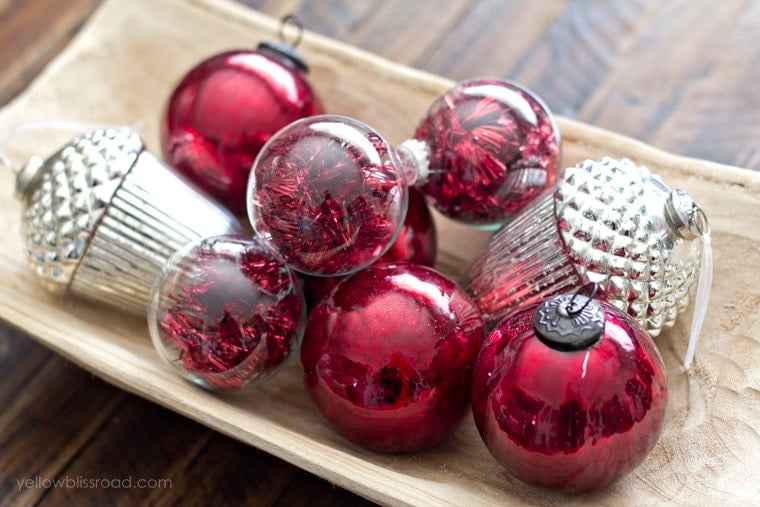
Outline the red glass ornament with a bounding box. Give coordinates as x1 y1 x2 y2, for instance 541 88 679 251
302 187 437 305
249 115 408 276
413 77 560 226
162 45 322 215
471 293 668 492
301 263 485 452
149 235 305 391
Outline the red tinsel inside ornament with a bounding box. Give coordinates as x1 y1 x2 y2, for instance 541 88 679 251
415 77 560 226
249 115 408 276
302 187 437 305
149 235 305 391
162 48 322 215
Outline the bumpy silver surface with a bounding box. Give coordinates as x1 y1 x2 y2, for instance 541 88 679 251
20 128 142 291
554 157 700 336
18 128 240 314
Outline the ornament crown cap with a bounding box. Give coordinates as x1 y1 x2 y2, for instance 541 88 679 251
664 189 708 240
533 291 605 352
257 14 309 73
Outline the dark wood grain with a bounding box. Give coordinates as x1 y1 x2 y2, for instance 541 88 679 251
0 330 125 507
0 0 101 106
0 0 758 505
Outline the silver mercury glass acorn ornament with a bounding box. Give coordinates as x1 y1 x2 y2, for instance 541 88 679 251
461 157 712 367
11 127 241 314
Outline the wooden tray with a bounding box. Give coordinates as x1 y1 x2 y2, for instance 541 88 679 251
1 0 758 504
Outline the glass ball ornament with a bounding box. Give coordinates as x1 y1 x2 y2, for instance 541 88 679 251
149 235 305 391
470 290 668 492
162 42 323 215
248 115 409 276
300 262 485 452
410 77 560 227
248 78 558 276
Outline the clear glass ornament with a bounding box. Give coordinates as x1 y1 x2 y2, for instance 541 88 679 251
248 115 409 277
149 235 305 391
408 77 560 227
248 79 560 276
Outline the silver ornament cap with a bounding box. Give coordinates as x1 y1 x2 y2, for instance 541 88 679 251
16 128 241 314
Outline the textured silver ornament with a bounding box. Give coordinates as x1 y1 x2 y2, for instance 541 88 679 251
462 157 706 339
554 157 700 336
16 128 241 314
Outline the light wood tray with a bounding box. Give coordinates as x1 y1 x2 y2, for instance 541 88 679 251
1 0 758 504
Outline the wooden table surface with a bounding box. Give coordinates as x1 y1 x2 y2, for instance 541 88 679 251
0 0 757 505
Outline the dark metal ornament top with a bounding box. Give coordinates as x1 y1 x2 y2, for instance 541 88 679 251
533 294 605 351
257 14 309 73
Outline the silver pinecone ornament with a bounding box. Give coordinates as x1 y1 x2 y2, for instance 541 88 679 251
14 128 241 314
462 157 711 366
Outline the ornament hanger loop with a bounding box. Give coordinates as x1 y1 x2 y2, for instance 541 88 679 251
278 14 304 48
692 206 709 236
566 282 600 316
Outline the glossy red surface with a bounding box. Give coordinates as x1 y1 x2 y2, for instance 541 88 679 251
249 115 408 276
149 235 305 391
302 187 437 305
415 78 559 226
301 263 485 452
162 48 322 215
471 301 668 492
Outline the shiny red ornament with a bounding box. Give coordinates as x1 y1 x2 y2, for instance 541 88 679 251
149 235 305 391
471 293 668 492
249 115 408 276
302 187 437 305
301 263 485 452
413 77 560 226
162 45 322 215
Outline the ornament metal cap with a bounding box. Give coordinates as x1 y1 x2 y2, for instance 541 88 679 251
533 287 605 351
15 127 241 314
664 188 708 241
257 14 309 73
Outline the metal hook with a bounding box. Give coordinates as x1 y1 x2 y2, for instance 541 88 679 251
278 14 304 48
691 206 709 237
566 282 600 316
